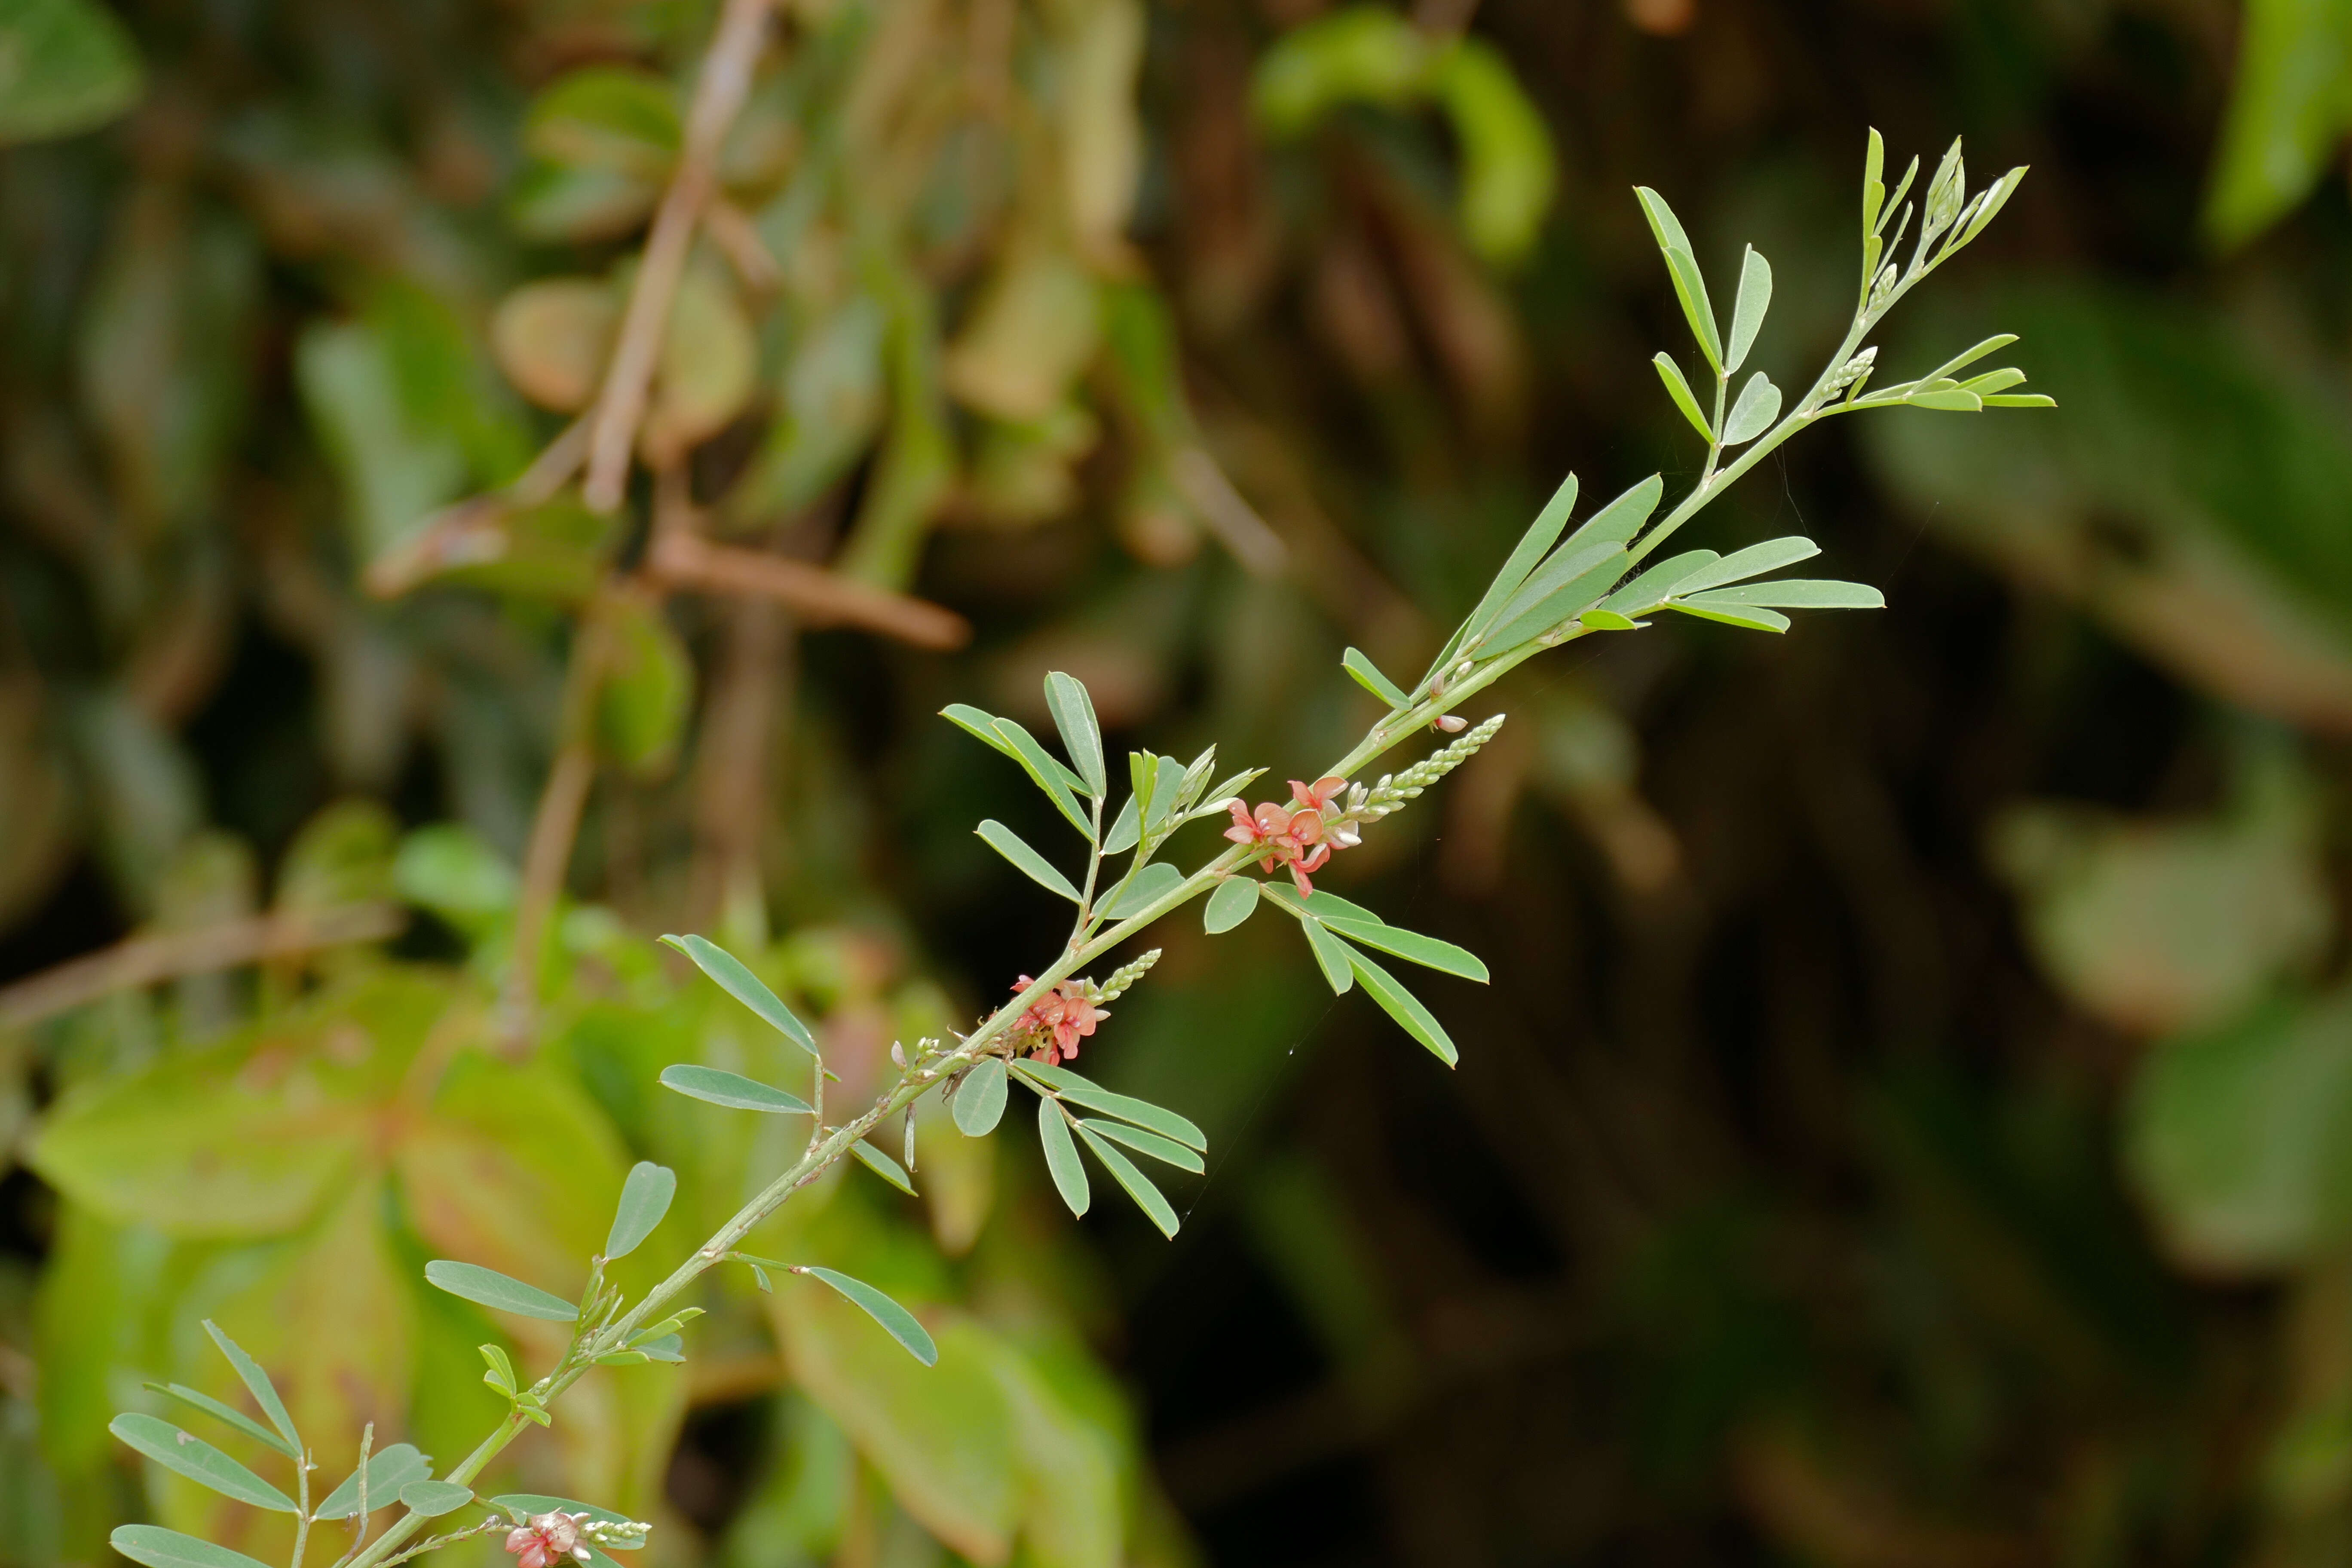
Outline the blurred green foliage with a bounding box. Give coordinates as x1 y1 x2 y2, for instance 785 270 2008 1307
5 0 2352 1565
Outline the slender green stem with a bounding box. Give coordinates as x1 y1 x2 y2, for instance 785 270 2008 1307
289 1456 312 1568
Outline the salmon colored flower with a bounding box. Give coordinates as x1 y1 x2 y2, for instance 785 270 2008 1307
1224 778 1355 896
1012 975 1109 1066
506 1514 590 1568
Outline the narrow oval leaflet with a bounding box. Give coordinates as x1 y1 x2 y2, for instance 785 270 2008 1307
658 933 819 1057
604 1161 677 1260
110 1528 276 1568
108 1414 299 1513
1074 1124 1182 1238
796 1265 939 1366
657 1063 812 1114
1318 916 1490 983
952 1056 1009 1136
1013 1060 1208 1150
1079 1118 1206 1174
1105 861 1185 918
1038 1096 1091 1217
423 1259 580 1322
1302 919 1357 994
974 819 1082 903
1043 671 1106 796
140 1381 297 1458
201 1319 299 1452
1346 949 1460 1066
399 1480 476 1517
850 1139 916 1196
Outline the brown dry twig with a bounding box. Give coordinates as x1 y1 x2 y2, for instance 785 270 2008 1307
582 0 778 510
646 531 970 649
0 903 405 1030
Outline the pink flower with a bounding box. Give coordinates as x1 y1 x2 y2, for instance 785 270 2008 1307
1012 976 1110 1066
506 1515 588 1568
1223 784 1351 897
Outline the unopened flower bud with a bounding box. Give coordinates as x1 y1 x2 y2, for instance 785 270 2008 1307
1434 714 1467 733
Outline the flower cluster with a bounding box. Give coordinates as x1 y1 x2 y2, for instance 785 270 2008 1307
503 1510 650 1568
1011 975 1110 1066
1225 775 1367 896
505 1514 591 1568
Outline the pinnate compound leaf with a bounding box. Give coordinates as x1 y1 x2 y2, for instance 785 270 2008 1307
1348 950 1460 1066
140 1384 297 1458
1075 1124 1182 1238
1079 1118 1205 1174
400 1481 475 1517
1037 1099 1090 1217
604 1161 675 1261
1722 373 1782 445
658 934 819 1057
952 1057 1009 1136
1652 353 1712 441
1014 1060 1207 1150
1204 876 1260 934
851 1139 917 1196
1105 861 1185 918
975 820 1081 903
657 1064 812 1114
1727 245 1773 372
423 1260 579 1322
1042 673 1106 796
109 1415 298 1513
1688 579 1885 610
111 1527 273 1568
201 1320 299 1452
1342 648 1410 709
796 1266 939 1366
315 1445 433 1520
1320 917 1490 982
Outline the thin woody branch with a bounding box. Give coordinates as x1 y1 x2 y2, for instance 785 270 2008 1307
581 0 777 511
0 903 404 1030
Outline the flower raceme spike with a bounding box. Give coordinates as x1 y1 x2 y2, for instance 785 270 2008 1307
1012 976 1109 1066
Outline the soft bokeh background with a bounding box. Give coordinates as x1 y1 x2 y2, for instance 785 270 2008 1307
3 0 2352 1564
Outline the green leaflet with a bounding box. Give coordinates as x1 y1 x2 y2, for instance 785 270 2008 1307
201 1319 299 1452
1204 876 1260 934
1014 1060 1208 1151
1722 373 1782 445
315 1444 434 1519
1664 598 1791 634
952 1057 1009 1136
1079 1118 1206 1174
1670 537 1819 597
1038 1097 1090 1217
1601 549 1719 614
1348 949 1460 1066
796 1266 938 1367
1481 545 1631 653
1105 861 1186 918
1688 579 1885 610
1447 469 1579 662
139 1383 297 1458
110 1414 299 1513
1075 1124 1182 1238
975 819 1082 903
604 1161 675 1260
658 933 820 1057
851 1139 917 1196
111 1529 273 1568
657 1064 813 1114
1343 647 1410 708
940 703 1020 759
1319 916 1490 983
1653 352 1712 441
423 1260 579 1322
989 717 1096 838
1303 918 1357 994
1103 791 1142 853
1727 245 1773 372
399 1481 476 1517
1043 671 1106 796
